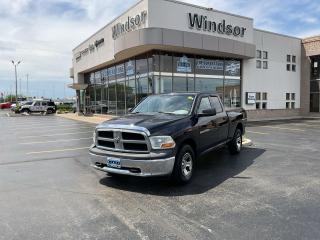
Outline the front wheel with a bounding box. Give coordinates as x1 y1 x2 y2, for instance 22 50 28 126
228 128 242 155
172 145 195 184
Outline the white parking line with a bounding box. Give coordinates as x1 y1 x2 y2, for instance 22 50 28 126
26 147 90 155
246 130 269 135
19 137 92 145
16 126 94 132
261 126 305 132
11 124 92 130
19 131 93 139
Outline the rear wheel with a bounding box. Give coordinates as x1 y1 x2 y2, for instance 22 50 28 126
172 145 195 184
46 109 54 114
228 128 242 154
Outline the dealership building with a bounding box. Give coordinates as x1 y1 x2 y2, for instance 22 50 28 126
69 0 320 118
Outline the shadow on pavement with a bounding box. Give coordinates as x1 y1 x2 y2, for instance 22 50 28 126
99 147 265 196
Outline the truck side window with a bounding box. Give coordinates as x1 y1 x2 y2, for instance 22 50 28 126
42 102 47 106
34 102 40 106
197 97 211 114
209 97 223 113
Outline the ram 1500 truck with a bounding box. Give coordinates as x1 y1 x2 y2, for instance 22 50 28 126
90 93 247 184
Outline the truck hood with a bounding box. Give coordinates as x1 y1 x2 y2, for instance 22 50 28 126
98 113 188 134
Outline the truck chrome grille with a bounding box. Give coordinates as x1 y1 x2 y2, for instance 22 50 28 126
96 129 150 153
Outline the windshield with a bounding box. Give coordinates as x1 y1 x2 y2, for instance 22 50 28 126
132 95 195 115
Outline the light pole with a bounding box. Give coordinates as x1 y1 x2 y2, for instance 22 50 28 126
26 74 29 98
11 60 21 102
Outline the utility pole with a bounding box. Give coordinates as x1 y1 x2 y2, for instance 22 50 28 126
11 60 21 102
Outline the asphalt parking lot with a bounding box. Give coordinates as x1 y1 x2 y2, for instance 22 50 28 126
0 110 320 240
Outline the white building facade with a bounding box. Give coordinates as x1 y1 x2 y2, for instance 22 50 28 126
70 0 308 118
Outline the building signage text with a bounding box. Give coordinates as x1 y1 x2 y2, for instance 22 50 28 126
246 92 256 105
112 11 147 40
75 38 104 62
188 13 246 37
177 56 192 73
196 59 224 70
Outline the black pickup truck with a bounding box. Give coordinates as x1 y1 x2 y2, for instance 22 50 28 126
90 93 247 184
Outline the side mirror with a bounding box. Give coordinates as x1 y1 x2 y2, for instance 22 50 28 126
198 108 217 117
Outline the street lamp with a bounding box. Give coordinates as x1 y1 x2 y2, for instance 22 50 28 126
11 60 21 103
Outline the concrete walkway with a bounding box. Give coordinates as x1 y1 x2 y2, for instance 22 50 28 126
56 113 114 124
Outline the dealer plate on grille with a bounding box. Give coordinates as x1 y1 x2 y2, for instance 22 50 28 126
106 157 121 169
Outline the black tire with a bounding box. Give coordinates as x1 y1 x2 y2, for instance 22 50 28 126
46 109 53 114
228 128 242 155
21 108 30 114
172 145 195 184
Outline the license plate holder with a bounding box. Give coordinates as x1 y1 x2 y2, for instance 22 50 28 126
106 157 121 169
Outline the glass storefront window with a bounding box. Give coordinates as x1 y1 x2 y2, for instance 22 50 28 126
160 53 173 73
81 51 243 116
224 79 241 108
116 64 126 115
108 66 117 115
125 60 136 110
195 77 223 97
195 58 224 76
225 60 241 78
155 75 172 94
101 69 108 114
310 93 320 112
173 54 194 92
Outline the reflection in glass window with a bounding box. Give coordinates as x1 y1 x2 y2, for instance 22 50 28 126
195 78 223 95
108 66 116 114
155 76 172 94
210 96 223 113
174 55 193 74
173 76 187 92
116 63 126 115
136 75 149 102
224 79 241 108
195 58 224 76
225 60 240 77
197 97 211 114
160 53 173 73
125 60 136 110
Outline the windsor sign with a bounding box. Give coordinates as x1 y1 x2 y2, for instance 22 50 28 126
112 11 147 40
188 13 247 37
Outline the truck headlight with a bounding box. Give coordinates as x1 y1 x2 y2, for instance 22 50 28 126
93 130 97 145
149 136 176 149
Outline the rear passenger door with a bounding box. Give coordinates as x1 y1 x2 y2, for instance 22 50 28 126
41 101 47 112
30 101 41 112
209 96 229 143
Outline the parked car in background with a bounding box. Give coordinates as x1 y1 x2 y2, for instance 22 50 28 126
11 101 33 112
0 102 12 109
90 93 247 184
19 100 57 114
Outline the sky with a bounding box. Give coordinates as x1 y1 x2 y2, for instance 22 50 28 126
0 0 320 99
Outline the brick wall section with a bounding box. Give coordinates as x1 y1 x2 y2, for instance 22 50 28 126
302 36 320 56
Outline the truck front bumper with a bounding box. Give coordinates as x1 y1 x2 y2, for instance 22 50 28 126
89 146 175 177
